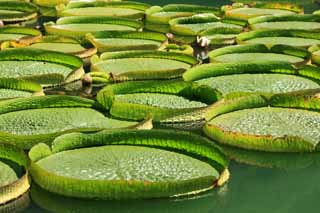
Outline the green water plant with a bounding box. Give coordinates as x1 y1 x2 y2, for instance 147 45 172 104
90 50 198 83
145 4 221 33
56 1 150 19
29 129 229 200
0 48 84 86
0 78 43 99
0 144 30 205
248 14 320 31
237 29 320 48
168 13 243 44
44 16 142 40
208 43 311 64
183 61 320 96
86 31 167 53
96 80 221 122
0 1 39 26
0 95 139 149
203 89 320 152
0 26 41 50
222 2 302 26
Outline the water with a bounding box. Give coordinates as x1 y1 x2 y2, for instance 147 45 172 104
20 0 320 212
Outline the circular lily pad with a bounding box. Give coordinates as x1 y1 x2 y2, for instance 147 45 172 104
204 90 320 152
57 1 150 19
29 129 229 199
237 29 320 48
209 44 310 64
86 31 167 53
0 78 43 100
0 26 41 49
90 51 197 82
249 14 320 31
0 95 137 149
0 48 84 86
97 80 220 122
44 16 142 39
0 144 30 205
0 1 38 25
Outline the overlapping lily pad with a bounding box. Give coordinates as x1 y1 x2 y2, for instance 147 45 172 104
209 43 310 64
44 16 142 39
23 35 97 60
169 13 242 44
237 29 320 48
0 26 41 49
183 61 320 96
57 1 150 19
223 2 301 26
29 129 229 199
203 90 320 152
90 50 197 82
97 80 221 122
0 1 39 25
0 144 30 205
0 95 138 149
0 48 84 86
0 78 43 100
86 31 167 53
249 14 320 31
308 44 320 65
145 4 220 33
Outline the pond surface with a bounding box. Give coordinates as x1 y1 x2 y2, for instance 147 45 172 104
23 0 320 212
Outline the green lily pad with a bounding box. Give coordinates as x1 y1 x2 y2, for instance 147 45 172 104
0 48 84 86
0 1 38 24
196 74 319 96
0 78 43 99
86 31 167 53
32 0 70 8
205 107 320 152
97 80 220 122
0 26 41 48
225 8 295 20
0 161 18 187
29 129 228 199
251 21 320 31
204 90 320 152
209 44 310 64
184 61 320 96
57 1 150 19
91 51 197 82
237 29 320 48
44 16 142 39
0 144 30 205
0 95 137 149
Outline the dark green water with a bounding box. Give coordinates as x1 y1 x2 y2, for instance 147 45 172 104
20 0 320 212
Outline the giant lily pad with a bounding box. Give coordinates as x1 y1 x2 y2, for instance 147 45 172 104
0 26 41 49
0 78 43 100
209 44 310 64
203 90 320 152
90 51 197 82
0 48 84 86
0 1 38 25
145 4 220 33
44 16 142 39
97 80 221 122
29 129 229 199
32 0 70 8
57 1 150 19
249 14 320 31
169 13 242 44
86 31 167 53
237 29 320 48
308 44 320 65
0 95 138 149
183 61 320 96
222 2 301 26
0 144 30 205
23 36 97 60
